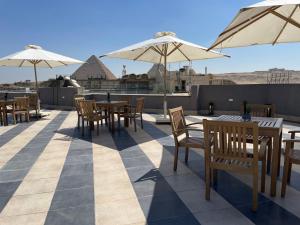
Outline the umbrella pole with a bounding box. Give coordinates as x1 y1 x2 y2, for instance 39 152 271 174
33 63 41 114
34 63 38 90
163 51 167 119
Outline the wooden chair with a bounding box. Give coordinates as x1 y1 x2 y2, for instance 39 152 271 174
240 103 275 117
281 130 300 197
240 103 274 173
169 106 205 171
7 97 30 124
74 97 85 128
28 94 39 118
79 100 102 136
116 96 132 126
203 120 269 211
121 97 144 132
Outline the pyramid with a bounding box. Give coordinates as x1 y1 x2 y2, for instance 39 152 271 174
71 55 116 80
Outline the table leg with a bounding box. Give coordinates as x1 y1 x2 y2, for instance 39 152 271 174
124 106 129 127
277 132 282 176
111 107 115 133
270 133 280 196
4 109 8 126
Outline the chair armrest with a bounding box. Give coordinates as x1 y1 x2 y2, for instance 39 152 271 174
283 139 300 143
186 127 204 132
186 122 203 126
288 130 300 134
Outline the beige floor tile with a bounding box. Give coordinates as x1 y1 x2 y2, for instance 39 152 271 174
0 212 47 225
95 180 136 204
33 157 66 169
93 157 125 172
0 193 53 217
95 198 146 225
25 165 63 180
94 168 130 185
37 150 68 161
14 178 59 196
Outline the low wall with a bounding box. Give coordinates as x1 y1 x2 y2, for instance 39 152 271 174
2 84 300 122
88 86 198 114
39 87 81 107
197 84 300 122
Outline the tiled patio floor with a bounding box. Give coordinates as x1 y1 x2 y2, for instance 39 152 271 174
0 110 300 225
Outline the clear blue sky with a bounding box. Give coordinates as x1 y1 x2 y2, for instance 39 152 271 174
1 0 300 83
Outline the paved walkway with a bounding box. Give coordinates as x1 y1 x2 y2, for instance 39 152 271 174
0 111 300 225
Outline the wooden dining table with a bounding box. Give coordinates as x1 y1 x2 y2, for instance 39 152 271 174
0 99 15 126
215 115 283 197
95 100 129 133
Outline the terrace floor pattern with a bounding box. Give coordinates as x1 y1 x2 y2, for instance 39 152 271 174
0 110 300 225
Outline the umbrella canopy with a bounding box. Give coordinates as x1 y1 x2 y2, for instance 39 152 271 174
101 31 228 119
101 31 228 63
209 0 300 50
0 44 84 88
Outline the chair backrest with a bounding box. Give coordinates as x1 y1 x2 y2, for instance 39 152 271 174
79 100 95 118
121 96 132 105
27 94 38 108
203 119 259 167
74 97 85 114
168 106 187 144
135 97 144 114
14 97 29 110
240 104 275 117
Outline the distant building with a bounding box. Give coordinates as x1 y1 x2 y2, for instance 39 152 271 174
71 55 235 93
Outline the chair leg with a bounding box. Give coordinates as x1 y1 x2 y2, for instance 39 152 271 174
287 162 292 184
134 117 137 132
281 157 290 197
81 119 84 136
140 114 143 129
252 171 258 211
13 113 16 125
97 121 99 136
173 145 179 171
267 140 272 173
27 112 30 122
261 159 266 193
77 115 80 128
205 163 211 200
185 146 189 163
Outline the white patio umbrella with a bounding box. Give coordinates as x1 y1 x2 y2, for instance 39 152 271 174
0 44 84 89
209 0 300 50
101 31 228 122
0 44 84 115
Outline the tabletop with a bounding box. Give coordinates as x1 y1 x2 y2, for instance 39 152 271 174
216 115 283 129
0 99 15 105
96 100 128 106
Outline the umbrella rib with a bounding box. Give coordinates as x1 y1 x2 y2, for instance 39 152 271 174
173 43 190 61
150 46 163 55
44 60 53 69
219 6 280 37
272 5 298 45
208 7 277 50
167 43 183 56
270 9 300 30
134 46 153 61
19 59 26 67
58 61 68 66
